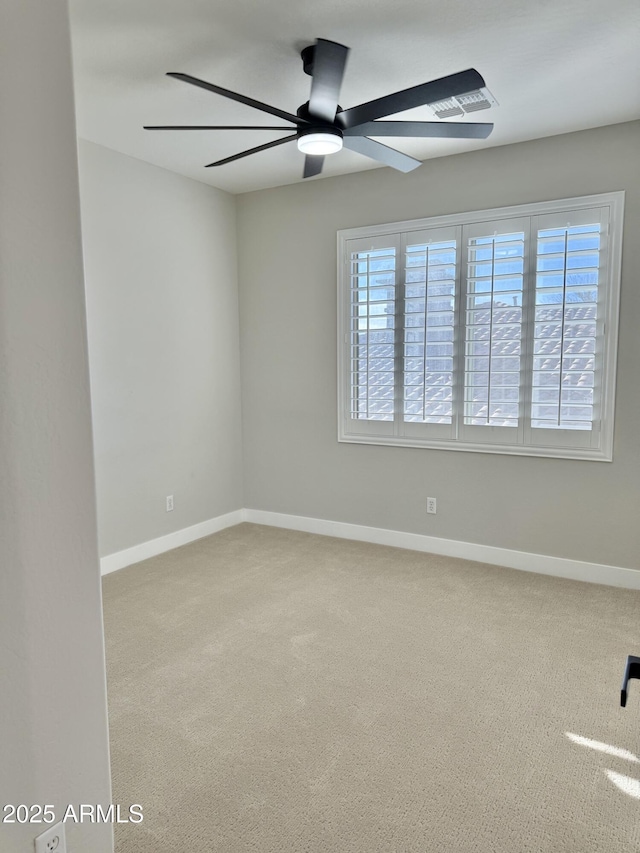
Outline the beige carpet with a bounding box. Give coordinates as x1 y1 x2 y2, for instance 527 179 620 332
102 523 640 853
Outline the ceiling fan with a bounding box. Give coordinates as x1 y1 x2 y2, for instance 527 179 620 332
145 38 495 179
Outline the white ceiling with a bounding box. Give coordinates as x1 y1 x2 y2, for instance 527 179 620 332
69 0 640 195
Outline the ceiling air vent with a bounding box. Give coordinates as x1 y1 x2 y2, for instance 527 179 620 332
428 87 498 119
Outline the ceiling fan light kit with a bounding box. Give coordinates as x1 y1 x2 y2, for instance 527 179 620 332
145 38 496 179
297 129 343 155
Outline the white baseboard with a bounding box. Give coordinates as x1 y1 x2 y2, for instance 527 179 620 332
100 509 245 575
244 509 640 590
100 506 640 590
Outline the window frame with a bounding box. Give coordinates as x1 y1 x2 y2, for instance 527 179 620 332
337 192 624 462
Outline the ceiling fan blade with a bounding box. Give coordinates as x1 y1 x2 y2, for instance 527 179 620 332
308 39 350 123
303 155 325 178
344 120 494 139
167 73 308 126
337 68 486 129
343 137 421 173
144 125 296 131
204 134 298 167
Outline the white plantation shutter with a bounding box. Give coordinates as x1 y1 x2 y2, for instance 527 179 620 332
402 226 458 441
458 218 528 446
338 193 623 460
343 235 399 438
523 207 610 451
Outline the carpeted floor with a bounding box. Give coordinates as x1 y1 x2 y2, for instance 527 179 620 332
102 523 640 852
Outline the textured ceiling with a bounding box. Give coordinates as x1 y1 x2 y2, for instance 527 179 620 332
69 0 640 194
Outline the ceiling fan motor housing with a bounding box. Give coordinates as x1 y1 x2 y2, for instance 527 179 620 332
296 100 343 125
296 102 344 154
297 124 343 141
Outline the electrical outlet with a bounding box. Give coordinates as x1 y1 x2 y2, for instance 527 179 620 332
166 494 174 512
35 822 66 853
427 497 437 515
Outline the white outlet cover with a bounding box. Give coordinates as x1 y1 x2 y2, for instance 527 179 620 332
34 822 66 853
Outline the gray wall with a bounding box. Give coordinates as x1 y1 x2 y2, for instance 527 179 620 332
78 141 243 558
237 121 640 570
0 2 113 851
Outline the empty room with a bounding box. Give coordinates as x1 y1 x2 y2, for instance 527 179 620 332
2 1 640 852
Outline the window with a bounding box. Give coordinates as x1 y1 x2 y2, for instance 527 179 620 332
337 193 624 460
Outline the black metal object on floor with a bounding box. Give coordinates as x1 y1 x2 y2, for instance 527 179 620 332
621 655 640 707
